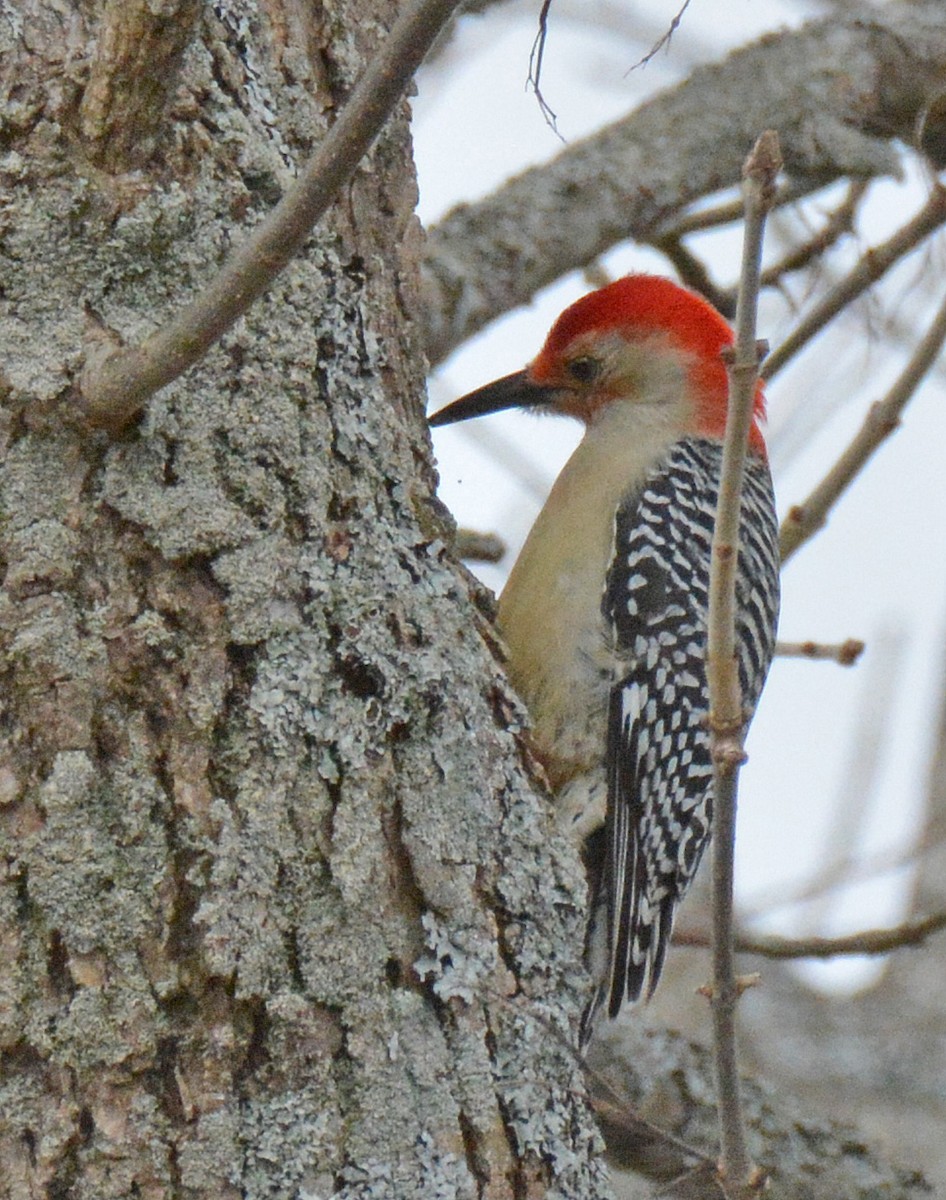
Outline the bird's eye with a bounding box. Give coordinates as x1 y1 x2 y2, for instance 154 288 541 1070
566 356 600 384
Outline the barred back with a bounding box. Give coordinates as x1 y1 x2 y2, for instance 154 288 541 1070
587 437 779 1029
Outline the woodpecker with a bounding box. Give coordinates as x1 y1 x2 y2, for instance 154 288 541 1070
430 275 779 1037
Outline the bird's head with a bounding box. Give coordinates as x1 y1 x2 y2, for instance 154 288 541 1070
429 275 768 456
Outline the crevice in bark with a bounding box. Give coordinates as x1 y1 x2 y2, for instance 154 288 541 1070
21 1126 37 1169
164 844 205 968
457 1107 490 1199
235 996 270 1083
284 925 307 993
46 929 75 1000
489 1064 527 1200
490 908 524 1002
384 794 426 957
148 1035 186 1124
11 862 31 921
46 1112 82 1200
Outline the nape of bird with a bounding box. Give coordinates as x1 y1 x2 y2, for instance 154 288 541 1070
429 275 779 1043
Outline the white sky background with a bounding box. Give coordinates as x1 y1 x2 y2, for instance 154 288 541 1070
413 0 946 992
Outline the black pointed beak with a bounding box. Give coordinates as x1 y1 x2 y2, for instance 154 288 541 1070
428 370 558 427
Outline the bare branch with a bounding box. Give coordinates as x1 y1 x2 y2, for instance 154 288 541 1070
675 911 946 960
526 0 562 136
705 130 781 1200
656 182 866 320
763 183 946 383
653 236 734 317
581 261 615 290
629 0 693 71
80 0 466 431
775 638 865 665
757 180 866 289
779 285 946 562
423 3 946 363
651 180 812 241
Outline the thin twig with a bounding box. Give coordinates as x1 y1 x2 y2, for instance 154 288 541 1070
628 0 692 71
527 0 561 135
582 261 614 290
674 911 946 959
775 638 865 665
706 130 780 1200
779 286 946 562
762 182 946 382
661 183 865 321
589 1094 714 1179
757 180 867 290
654 236 734 317
80 0 466 432
650 180 811 240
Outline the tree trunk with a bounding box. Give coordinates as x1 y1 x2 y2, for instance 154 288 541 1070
0 4 605 1197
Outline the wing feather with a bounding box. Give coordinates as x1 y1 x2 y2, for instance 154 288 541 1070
592 438 779 1018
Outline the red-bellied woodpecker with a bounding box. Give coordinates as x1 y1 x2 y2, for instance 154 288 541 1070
430 275 779 1039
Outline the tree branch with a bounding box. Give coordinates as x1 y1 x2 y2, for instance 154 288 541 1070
656 182 867 322
705 130 781 1200
423 1 946 364
586 1021 928 1199
779 284 946 562
79 0 466 431
651 181 812 241
756 180 866 289
675 911 946 959
653 237 734 317
775 638 865 665
762 183 946 383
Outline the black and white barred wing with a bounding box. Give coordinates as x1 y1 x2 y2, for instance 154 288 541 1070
599 438 779 1016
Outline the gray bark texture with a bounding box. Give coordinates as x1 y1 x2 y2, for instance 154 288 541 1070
422 0 946 364
0 3 606 1197
1 1 942 1198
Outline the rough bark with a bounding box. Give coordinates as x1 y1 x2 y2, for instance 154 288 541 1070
422 0 946 363
0 3 607 1197
587 1024 931 1200
3 2 943 1197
